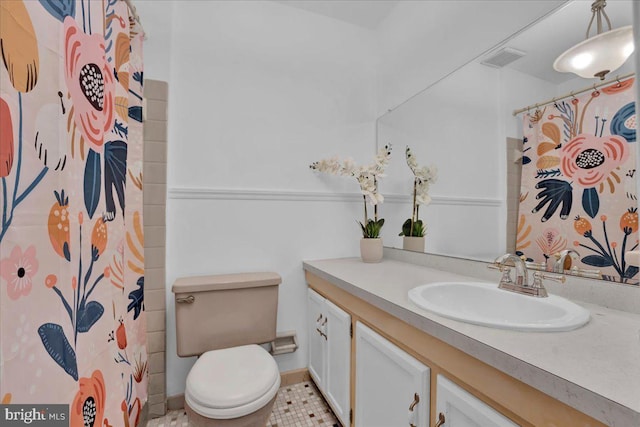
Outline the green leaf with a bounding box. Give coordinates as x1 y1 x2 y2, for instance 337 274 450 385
399 219 425 237
360 218 385 238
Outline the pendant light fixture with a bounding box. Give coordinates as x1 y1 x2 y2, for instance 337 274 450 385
553 0 634 80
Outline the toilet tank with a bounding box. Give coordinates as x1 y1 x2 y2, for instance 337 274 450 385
172 272 281 357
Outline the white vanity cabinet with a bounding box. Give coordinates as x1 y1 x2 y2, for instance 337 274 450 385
305 271 608 427
307 289 351 427
308 288 326 388
436 375 519 427
355 322 430 427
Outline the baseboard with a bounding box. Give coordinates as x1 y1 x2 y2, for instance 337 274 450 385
166 394 185 411
165 368 311 411
280 368 311 387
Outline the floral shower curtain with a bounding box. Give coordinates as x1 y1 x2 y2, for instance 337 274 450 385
0 0 147 425
518 78 637 284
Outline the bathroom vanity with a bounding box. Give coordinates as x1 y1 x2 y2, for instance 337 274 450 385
303 257 640 427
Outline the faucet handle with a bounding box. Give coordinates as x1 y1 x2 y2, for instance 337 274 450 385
526 272 564 298
569 266 602 279
532 271 565 287
488 263 513 284
487 263 504 271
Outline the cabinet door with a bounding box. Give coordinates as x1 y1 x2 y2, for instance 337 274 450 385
325 299 351 427
355 322 430 427
307 289 326 388
436 375 519 427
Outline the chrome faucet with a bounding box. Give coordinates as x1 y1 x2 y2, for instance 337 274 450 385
553 249 580 273
493 253 528 287
489 253 565 297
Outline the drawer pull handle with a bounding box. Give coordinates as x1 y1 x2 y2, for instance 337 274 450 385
316 328 327 340
409 392 419 411
408 393 419 427
435 412 446 427
176 295 195 304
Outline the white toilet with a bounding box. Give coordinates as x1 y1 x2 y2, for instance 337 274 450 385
172 272 282 427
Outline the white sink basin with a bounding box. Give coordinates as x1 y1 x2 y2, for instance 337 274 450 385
408 282 590 332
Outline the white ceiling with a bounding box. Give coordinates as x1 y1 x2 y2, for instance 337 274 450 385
274 0 399 30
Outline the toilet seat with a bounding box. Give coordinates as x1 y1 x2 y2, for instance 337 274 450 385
185 344 281 419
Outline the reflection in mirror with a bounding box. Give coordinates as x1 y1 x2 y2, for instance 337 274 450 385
376 0 636 285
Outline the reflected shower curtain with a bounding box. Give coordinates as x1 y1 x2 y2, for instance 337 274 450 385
518 78 637 284
0 0 147 425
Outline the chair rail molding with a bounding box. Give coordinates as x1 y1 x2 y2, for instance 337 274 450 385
168 187 502 207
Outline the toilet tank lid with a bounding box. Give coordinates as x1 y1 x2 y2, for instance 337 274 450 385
172 272 281 293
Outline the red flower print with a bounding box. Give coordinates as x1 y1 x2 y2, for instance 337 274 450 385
70 370 106 427
116 318 127 350
64 17 114 153
560 133 629 188
602 78 634 95
0 245 38 300
0 97 13 177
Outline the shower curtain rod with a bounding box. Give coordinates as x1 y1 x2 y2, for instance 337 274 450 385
123 0 146 36
512 71 635 116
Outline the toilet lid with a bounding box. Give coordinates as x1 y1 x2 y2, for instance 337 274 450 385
185 344 280 419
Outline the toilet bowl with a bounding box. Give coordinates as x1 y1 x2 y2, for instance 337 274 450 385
172 272 282 427
184 345 281 427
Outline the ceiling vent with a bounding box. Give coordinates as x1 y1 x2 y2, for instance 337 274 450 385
480 47 526 68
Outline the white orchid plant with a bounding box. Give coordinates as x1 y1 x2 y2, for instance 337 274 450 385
400 146 438 238
310 144 392 238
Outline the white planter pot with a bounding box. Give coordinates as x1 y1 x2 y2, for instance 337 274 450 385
360 238 383 263
403 236 425 253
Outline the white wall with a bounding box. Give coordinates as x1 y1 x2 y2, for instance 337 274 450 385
168 1 377 192
136 0 173 82
499 68 557 140
154 0 378 397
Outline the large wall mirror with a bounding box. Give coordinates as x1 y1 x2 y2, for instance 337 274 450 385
378 0 637 285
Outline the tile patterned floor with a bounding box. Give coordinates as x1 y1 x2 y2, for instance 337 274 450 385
146 381 340 427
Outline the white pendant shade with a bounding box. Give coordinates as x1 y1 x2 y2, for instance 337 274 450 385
553 25 634 80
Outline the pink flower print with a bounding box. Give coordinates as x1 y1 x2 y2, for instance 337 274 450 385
0 245 38 300
535 227 567 257
560 133 629 188
64 17 115 153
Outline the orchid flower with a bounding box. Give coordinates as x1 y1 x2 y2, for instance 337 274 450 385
311 144 392 237
402 146 437 237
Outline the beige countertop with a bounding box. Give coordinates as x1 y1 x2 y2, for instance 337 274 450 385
303 257 640 427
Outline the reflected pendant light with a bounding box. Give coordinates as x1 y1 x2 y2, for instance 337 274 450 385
553 0 634 80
